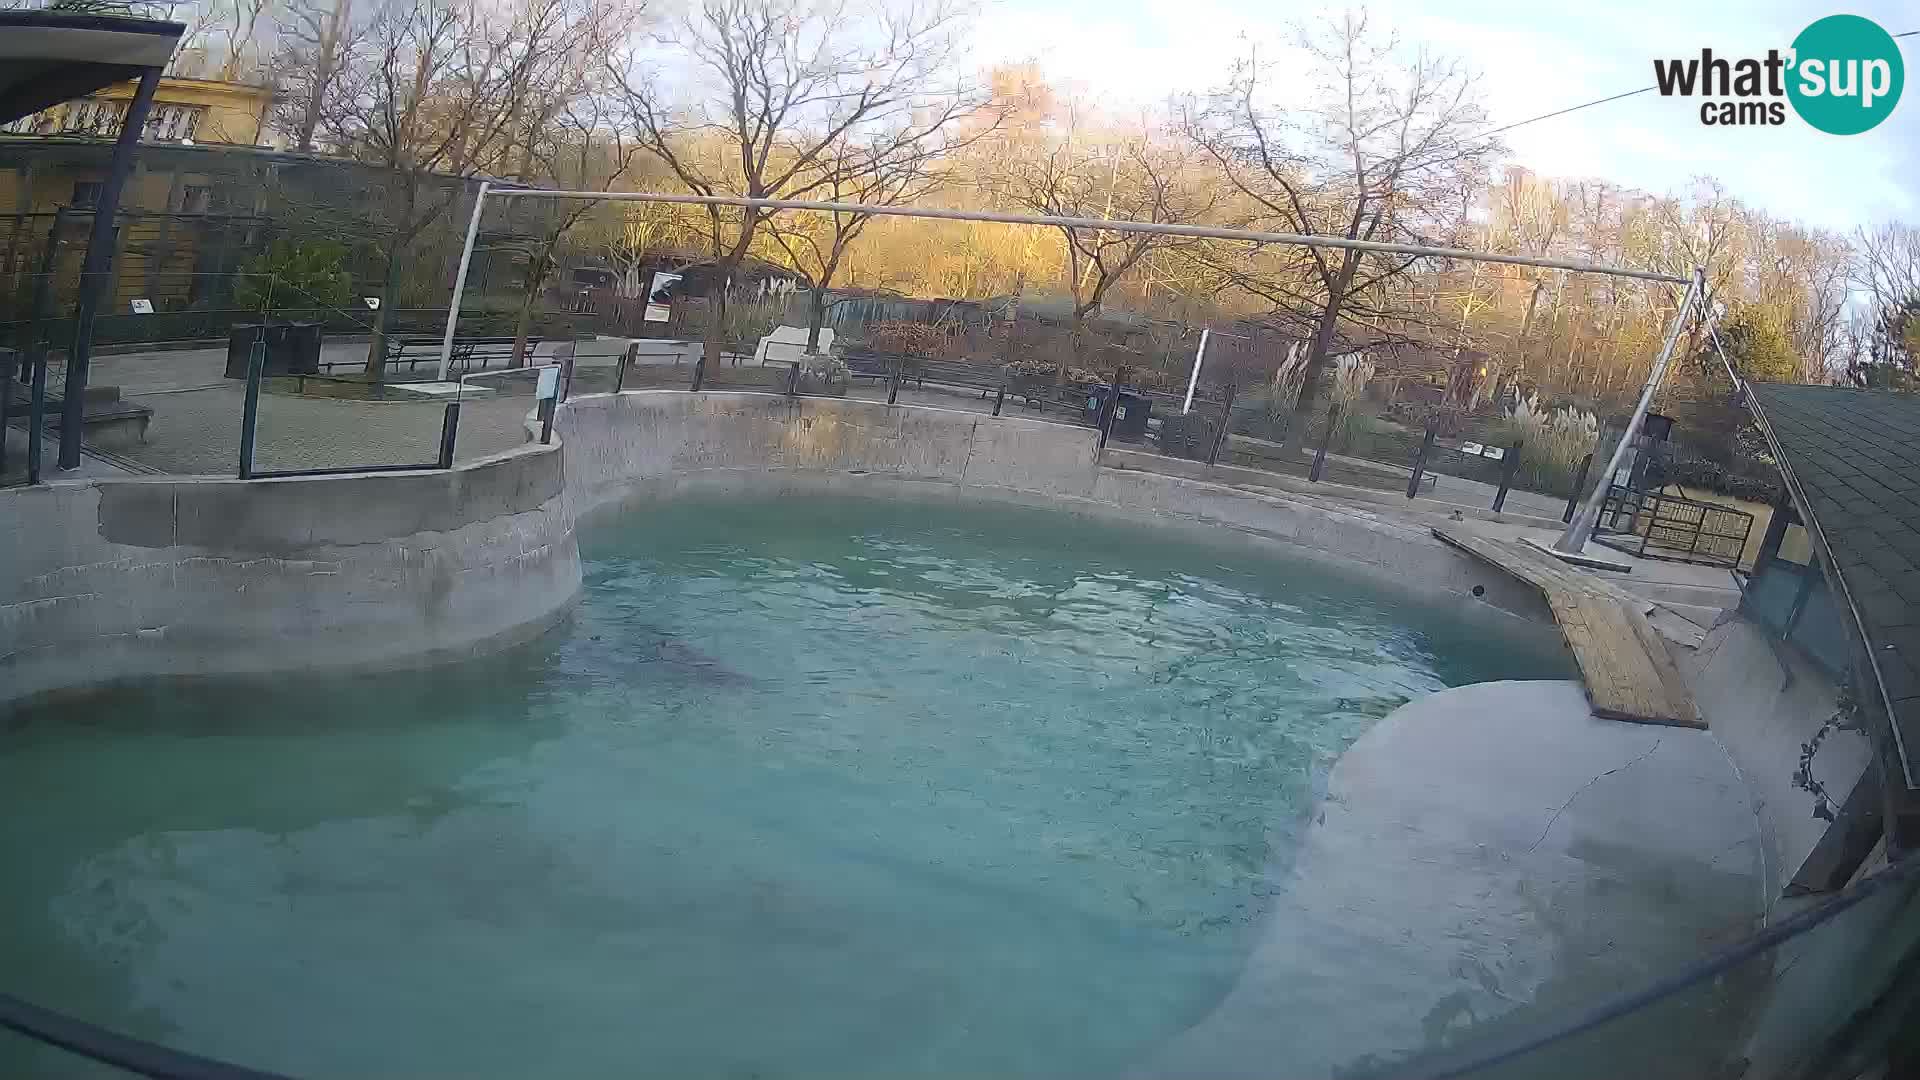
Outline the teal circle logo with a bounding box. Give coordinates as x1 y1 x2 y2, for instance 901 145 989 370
1787 14 1904 134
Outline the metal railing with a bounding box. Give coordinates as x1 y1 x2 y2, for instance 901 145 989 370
1593 484 1754 568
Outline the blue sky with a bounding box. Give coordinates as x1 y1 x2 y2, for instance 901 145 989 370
972 0 1918 233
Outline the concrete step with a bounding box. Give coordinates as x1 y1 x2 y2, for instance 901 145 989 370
1656 601 1729 631
1645 604 1709 650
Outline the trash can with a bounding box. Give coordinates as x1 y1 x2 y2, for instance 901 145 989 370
1082 384 1152 442
225 322 324 379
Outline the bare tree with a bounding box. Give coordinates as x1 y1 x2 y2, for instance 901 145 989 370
1184 9 1498 447
991 125 1217 384
273 0 363 153
765 92 994 351
1856 222 1920 367
610 0 974 385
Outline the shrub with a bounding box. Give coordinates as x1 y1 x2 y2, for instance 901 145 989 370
1493 394 1598 495
233 239 351 315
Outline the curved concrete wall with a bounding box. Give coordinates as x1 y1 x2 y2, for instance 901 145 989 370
1 443 578 708
556 391 1553 621
5 389 1550 709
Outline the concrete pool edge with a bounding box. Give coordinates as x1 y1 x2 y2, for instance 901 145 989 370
1 440 580 709
2 389 1556 707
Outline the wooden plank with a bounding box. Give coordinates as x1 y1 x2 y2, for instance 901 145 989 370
1432 525 1704 729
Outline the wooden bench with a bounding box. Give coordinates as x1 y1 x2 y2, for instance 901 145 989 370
1430 525 1702 728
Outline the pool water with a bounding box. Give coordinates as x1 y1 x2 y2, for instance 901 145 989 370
0 495 1573 1078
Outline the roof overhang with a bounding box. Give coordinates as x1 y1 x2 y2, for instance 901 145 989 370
0 13 185 126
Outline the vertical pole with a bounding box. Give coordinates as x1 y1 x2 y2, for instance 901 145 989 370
1310 403 1339 482
1207 382 1236 466
538 397 555 444
1752 489 1792 578
437 400 461 469
786 360 800 396
1181 327 1209 414
887 355 901 405
26 348 47 484
615 341 633 393
1493 438 1524 513
238 339 264 478
1564 453 1593 523
992 384 1005 417
1557 267 1704 552
60 67 161 470
0 349 12 475
1407 426 1436 499
559 342 576 402
436 181 490 382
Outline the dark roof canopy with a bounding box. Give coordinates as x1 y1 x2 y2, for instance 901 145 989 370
1747 383 1920 792
0 12 184 126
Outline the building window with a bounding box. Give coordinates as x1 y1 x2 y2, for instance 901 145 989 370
144 104 205 143
70 181 103 209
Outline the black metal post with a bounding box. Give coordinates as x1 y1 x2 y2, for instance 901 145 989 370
0 350 13 475
786 361 800 396
1492 438 1524 512
615 342 633 393
1752 489 1793 579
26 348 47 484
992 384 1006 416
1564 453 1593 523
238 339 264 479
60 66 163 471
538 397 555 444
1406 426 1436 499
887 356 901 405
437 400 461 469
1310 403 1339 483
559 344 576 402
690 354 705 391
1207 382 1237 466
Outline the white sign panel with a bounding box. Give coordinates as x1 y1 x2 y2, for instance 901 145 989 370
363 296 381 310
648 271 682 303
645 302 671 323
129 298 154 314
535 366 560 401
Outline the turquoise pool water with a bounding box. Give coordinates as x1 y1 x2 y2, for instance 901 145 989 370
0 495 1572 1078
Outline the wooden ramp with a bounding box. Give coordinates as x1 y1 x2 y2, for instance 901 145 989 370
1432 526 1703 729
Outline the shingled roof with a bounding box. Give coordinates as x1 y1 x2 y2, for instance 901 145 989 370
1746 383 1920 792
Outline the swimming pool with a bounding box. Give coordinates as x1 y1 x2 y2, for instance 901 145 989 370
0 494 1573 1077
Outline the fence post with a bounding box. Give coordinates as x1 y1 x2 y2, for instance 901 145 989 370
1097 367 1130 450
1310 402 1340 483
1492 438 1524 513
1406 425 1436 499
0 350 13 475
887 355 901 405
559 342 577 402
238 338 265 479
437 400 461 469
992 383 1006 417
786 361 800 396
614 341 633 393
1207 382 1237 466
26 347 47 484
1564 453 1593 523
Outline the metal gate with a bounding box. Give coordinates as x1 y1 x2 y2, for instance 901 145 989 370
1594 485 1754 568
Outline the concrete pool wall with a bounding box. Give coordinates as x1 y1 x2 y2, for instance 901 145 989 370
1 442 577 707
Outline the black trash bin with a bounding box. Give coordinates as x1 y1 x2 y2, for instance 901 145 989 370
225 322 324 379
1082 384 1152 442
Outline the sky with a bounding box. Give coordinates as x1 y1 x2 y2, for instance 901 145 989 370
970 0 1919 234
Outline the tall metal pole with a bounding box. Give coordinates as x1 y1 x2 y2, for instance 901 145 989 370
1181 328 1209 414
1556 267 1704 553
59 66 162 470
437 181 490 382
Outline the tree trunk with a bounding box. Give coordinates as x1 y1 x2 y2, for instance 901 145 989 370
806 289 826 352
1281 291 1345 452
363 247 402 379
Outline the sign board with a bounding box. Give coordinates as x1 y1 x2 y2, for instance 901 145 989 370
645 302 671 324
647 271 682 304
535 366 560 401
1484 446 1505 461
363 296 381 310
1460 441 1484 456
129 298 153 315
